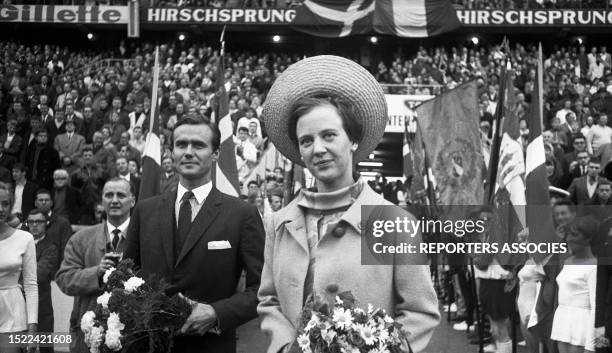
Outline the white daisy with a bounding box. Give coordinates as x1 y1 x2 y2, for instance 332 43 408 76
332 307 354 330
297 333 311 350
102 268 115 284
356 323 377 346
321 329 337 344
305 313 320 332
123 276 145 293
335 296 344 305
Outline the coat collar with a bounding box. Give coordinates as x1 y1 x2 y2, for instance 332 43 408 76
274 183 385 252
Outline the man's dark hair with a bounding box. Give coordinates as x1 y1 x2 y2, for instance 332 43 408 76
82 146 93 154
238 126 249 133
572 134 586 143
27 208 49 221
35 127 48 136
553 198 576 211
12 162 28 173
36 188 52 198
173 116 221 151
589 156 602 165
247 180 259 188
598 178 611 187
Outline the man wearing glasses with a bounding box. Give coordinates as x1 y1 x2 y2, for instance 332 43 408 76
560 134 588 188
56 178 135 353
26 208 58 353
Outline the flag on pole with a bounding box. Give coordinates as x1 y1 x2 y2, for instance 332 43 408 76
487 65 527 265
415 81 483 208
525 44 557 262
213 38 240 197
403 113 413 180
127 0 140 38
138 47 161 200
293 0 460 38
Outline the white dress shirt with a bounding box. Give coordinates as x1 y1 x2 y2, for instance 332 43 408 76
106 218 130 245
175 181 212 225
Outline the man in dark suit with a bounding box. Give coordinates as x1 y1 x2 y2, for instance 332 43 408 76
26 128 61 190
160 155 179 194
125 116 265 353
28 208 58 353
45 110 67 144
569 157 601 205
51 169 83 224
36 188 73 276
0 119 23 160
115 156 140 201
560 135 588 188
11 162 38 221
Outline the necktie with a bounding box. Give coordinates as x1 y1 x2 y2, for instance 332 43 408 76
111 229 121 251
175 191 194 257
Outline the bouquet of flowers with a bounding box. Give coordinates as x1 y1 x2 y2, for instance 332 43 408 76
294 291 411 353
80 259 192 353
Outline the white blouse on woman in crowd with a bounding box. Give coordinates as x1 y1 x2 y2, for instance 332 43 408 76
551 257 597 351
0 229 38 332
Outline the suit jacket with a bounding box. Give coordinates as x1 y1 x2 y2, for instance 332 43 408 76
124 187 265 353
15 181 39 218
45 119 66 144
0 153 16 170
25 144 61 190
257 183 440 353
56 223 128 353
52 186 84 225
54 133 86 162
48 213 74 275
0 133 23 158
36 235 59 332
160 172 179 194
568 176 598 205
596 228 612 339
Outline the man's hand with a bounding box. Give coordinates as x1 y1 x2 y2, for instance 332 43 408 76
595 326 610 348
569 160 578 171
97 254 116 277
180 302 218 335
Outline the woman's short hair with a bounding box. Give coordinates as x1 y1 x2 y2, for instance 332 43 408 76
288 95 363 147
569 216 599 243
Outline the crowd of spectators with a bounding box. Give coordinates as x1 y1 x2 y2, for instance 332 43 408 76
2 38 612 217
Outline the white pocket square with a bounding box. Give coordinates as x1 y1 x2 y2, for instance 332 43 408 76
208 240 231 250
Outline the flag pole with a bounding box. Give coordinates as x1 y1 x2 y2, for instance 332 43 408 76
149 47 160 136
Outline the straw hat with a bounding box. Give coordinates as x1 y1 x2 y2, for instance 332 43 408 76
262 55 387 167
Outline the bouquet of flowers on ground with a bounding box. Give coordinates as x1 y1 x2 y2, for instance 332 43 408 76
80 259 192 353
294 291 411 353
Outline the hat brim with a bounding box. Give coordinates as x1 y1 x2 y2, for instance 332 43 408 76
262 55 387 167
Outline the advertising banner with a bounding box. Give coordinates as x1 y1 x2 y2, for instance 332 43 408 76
0 5 128 24
456 9 612 26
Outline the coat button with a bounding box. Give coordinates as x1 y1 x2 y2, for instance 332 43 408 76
326 283 339 293
333 226 346 238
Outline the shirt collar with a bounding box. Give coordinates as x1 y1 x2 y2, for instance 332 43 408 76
177 181 212 205
107 218 130 236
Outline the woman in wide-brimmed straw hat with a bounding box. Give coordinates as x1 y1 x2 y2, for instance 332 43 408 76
257 55 440 353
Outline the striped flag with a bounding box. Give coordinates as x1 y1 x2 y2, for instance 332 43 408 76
293 0 459 37
488 66 527 265
525 44 556 263
213 45 240 197
138 47 161 200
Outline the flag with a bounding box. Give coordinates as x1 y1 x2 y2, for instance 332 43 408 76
525 44 557 262
213 47 240 197
403 109 413 179
374 0 461 37
127 0 140 38
138 47 161 200
293 0 460 38
487 66 527 265
415 81 483 208
292 0 374 37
